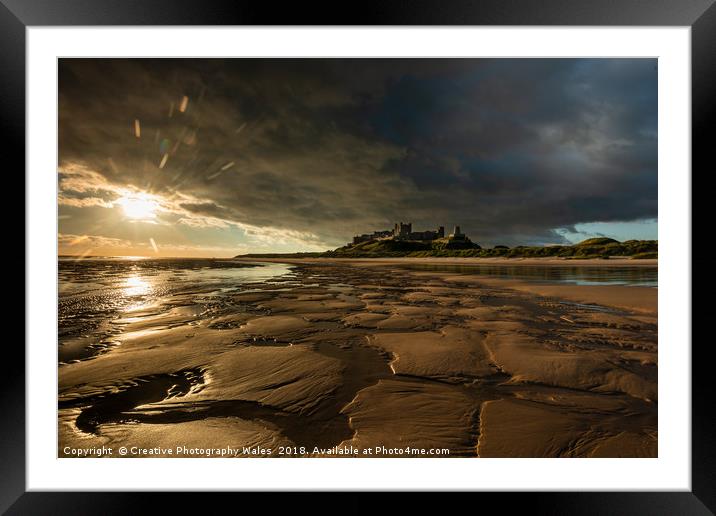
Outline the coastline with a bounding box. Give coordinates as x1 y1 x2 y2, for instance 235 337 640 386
235 256 657 267
236 257 658 315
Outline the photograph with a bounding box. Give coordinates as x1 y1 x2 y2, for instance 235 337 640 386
57 57 658 459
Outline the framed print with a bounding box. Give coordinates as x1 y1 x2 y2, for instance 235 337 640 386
5 0 714 512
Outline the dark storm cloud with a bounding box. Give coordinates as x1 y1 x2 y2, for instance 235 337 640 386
59 58 656 247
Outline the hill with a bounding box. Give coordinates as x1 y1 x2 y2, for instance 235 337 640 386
574 237 620 246
324 237 480 258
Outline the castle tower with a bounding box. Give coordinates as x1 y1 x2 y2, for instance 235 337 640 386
395 222 412 237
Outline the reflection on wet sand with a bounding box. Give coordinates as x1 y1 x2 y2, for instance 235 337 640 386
58 259 657 458
123 275 151 297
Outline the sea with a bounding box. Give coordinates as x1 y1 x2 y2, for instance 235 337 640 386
58 257 293 364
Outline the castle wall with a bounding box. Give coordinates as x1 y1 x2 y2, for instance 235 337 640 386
354 222 461 245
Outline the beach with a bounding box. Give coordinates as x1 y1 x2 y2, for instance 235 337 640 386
59 258 657 458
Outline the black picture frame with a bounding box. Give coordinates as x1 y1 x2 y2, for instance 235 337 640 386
4 0 712 513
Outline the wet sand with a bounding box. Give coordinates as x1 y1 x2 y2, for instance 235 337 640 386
59 260 657 457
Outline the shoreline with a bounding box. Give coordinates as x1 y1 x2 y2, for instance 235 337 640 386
236 257 658 315
235 256 657 267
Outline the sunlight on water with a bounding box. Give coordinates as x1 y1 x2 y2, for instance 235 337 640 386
123 275 151 296
58 259 294 358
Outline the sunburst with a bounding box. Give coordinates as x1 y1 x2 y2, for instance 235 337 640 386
116 193 158 221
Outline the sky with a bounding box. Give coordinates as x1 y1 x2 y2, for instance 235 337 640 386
58 58 657 257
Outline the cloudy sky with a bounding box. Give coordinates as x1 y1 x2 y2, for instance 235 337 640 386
58 58 657 257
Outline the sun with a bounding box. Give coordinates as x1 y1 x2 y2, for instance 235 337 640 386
116 193 158 221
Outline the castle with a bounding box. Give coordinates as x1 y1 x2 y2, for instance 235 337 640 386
352 222 466 245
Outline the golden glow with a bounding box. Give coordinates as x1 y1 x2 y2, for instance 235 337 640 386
116 193 158 221
123 275 150 296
